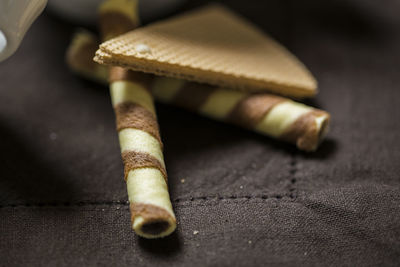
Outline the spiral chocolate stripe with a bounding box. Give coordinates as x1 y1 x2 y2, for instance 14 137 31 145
109 67 153 90
227 94 286 128
172 82 216 111
99 12 139 41
121 150 167 182
114 102 162 144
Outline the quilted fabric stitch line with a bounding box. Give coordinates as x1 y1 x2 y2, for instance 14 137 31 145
0 194 296 208
288 152 298 199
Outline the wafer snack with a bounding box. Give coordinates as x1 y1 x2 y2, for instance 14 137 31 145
152 78 330 152
95 4 317 98
66 30 108 84
99 0 140 41
67 31 330 151
99 0 176 238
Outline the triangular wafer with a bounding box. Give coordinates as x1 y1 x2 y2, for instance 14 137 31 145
95 4 317 98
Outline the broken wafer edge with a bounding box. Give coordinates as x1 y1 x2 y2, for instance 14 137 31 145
98 0 176 238
67 30 330 152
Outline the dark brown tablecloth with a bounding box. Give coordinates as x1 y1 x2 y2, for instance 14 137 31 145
1 0 399 266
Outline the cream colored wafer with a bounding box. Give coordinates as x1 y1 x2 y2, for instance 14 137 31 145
99 0 176 238
66 31 330 151
94 4 317 98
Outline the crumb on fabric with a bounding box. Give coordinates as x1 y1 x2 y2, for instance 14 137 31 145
50 132 57 140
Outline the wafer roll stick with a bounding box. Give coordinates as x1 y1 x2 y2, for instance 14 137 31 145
66 31 330 152
153 78 330 152
66 30 108 85
99 0 176 238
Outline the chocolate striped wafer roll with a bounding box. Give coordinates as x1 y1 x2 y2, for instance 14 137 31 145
66 30 108 85
66 31 330 152
109 68 176 238
99 0 176 238
152 78 330 152
98 0 140 41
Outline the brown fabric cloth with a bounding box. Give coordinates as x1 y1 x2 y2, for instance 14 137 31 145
1 0 399 266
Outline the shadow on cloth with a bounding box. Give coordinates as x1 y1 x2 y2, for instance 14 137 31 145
288 0 391 43
299 183 400 256
138 231 182 256
0 120 78 205
157 102 338 159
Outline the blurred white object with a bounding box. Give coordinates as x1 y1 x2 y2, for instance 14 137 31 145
0 0 48 62
0 0 184 62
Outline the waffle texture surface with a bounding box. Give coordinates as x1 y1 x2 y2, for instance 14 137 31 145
95 5 317 98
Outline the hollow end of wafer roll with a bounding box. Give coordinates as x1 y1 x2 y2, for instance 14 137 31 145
126 168 176 238
307 111 330 151
282 110 330 152
130 203 176 238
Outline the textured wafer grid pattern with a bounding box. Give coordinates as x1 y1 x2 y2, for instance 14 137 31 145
95 5 318 98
